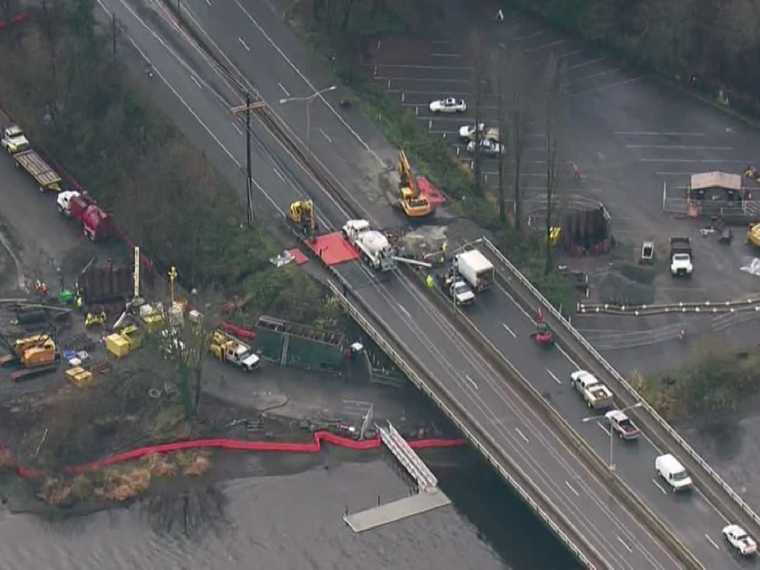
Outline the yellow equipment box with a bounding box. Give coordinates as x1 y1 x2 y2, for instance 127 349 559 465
142 313 165 333
65 366 93 386
106 334 130 358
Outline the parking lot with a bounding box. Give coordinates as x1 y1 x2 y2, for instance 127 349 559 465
362 6 760 308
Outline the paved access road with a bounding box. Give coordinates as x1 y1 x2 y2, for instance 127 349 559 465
100 0 759 567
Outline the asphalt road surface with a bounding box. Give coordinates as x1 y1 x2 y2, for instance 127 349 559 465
98 0 760 567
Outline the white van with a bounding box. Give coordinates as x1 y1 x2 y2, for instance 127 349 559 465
655 454 692 491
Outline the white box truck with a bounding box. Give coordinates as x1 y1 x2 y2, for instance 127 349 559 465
453 249 494 292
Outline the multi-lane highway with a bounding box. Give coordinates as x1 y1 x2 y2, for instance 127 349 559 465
98 0 760 567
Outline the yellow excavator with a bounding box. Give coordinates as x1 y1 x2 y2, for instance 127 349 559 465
748 222 760 247
398 151 432 218
287 199 317 240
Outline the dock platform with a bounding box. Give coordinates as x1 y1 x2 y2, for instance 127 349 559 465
343 488 451 532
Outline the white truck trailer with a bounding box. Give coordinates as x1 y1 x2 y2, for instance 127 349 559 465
342 219 396 272
453 249 494 292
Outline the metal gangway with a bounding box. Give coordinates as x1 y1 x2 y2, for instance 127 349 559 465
378 422 438 492
343 421 450 532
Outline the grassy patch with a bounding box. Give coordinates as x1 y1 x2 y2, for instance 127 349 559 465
632 342 760 421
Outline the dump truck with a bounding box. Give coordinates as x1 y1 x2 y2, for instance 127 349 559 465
1 124 30 154
342 219 396 272
209 329 260 371
57 190 113 241
453 249 494 292
669 237 693 277
570 370 614 410
13 149 62 192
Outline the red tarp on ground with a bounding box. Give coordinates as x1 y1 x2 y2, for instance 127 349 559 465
416 176 447 208
287 248 309 265
304 232 360 266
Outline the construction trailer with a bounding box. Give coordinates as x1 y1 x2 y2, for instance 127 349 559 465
254 315 346 371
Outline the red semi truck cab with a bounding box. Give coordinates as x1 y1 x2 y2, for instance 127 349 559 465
56 190 113 241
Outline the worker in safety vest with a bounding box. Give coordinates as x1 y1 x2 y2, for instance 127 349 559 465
425 274 435 289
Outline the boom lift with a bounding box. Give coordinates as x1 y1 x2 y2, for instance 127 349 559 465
287 199 318 240
398 151 432 218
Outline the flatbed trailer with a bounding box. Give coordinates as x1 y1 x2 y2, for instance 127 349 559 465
11 362 59 382
13 149 62 192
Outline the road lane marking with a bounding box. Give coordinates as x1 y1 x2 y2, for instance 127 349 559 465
231 122 243 135
272 167 285 182
397 304 411 318
546 369 561 384
233 0 385 167
190 74 202 88
278 82 290 97
626 144 732 150
524 39 565 53
616 536 633 553
615 131 705 137
512 30 544 41
655 171 693 176
705 534 720 550
566 56 605 71
567 75 641 96
238 37 250 52
319 128 333 143
564 480 579 496
431 52 462 58
501 322 517 338
651 478 668 495
204 0 212 5
558 48 583 58
515 427 529 443
556 345 580 369
464 374 479 391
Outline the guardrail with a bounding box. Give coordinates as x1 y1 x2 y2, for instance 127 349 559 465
578 297 760 316
323 277 602 570
482 236 760 533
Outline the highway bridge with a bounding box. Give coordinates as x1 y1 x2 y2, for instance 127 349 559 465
99 1 760 567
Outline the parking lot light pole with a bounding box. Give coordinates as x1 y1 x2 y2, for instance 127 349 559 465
279 85 337 150
582 402 643 471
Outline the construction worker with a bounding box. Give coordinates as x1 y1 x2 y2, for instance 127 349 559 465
75 295 83 312
425 274 435 289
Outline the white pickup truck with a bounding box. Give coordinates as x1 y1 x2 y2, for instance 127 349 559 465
570 370 614 410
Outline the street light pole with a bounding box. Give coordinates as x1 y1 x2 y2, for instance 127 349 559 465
279 85 337 152
582 402 643 471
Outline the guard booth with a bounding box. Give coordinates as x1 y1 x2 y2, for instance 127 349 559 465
254 315 346 371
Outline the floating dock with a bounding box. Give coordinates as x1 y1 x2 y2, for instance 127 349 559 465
343 422 451 533
343 488 451 532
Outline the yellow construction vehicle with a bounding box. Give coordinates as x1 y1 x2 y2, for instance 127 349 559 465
209 329 260 371
287 199 317 239
0 334 57 368
85 311 107 328
398 151 432 218
747 222 760 247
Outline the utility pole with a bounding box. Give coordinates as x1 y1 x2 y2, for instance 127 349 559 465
231 95 266 225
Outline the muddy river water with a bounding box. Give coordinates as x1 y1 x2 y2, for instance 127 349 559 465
0 448 578 570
